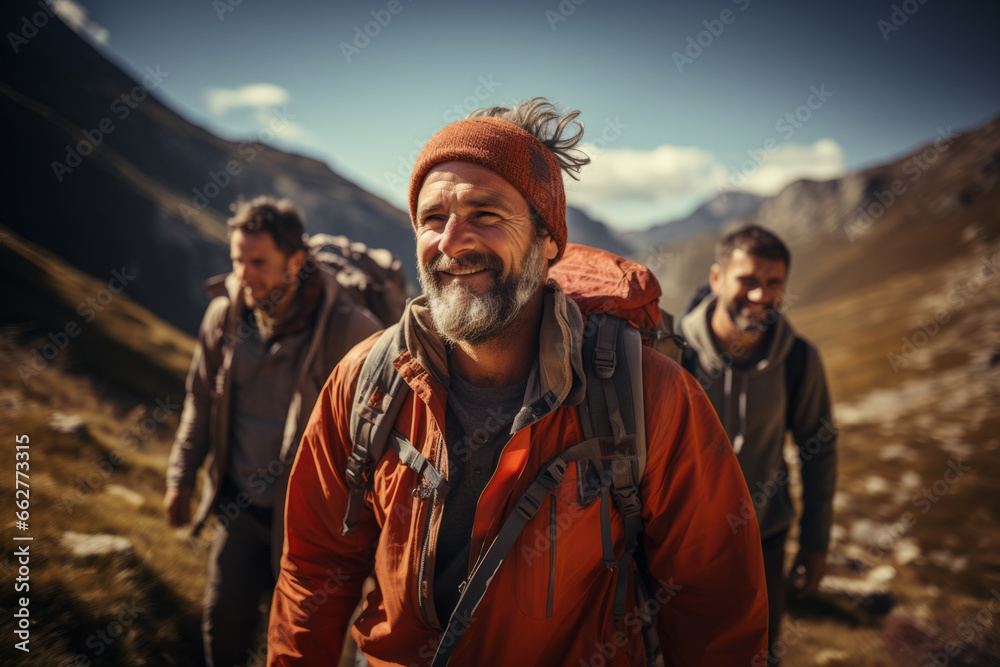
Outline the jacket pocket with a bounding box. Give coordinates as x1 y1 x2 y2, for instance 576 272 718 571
513 462 609 620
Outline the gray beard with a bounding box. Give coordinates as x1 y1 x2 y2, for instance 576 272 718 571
419 239 546 347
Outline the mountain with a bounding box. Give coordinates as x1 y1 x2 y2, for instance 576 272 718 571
644 116 1000 314
0 223 193 399
565 206 634 257
622 191 766 252
2 0 415 334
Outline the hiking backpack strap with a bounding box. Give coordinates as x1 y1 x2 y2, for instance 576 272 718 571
431 438 607 667
342 324 449 535
577 313 647 622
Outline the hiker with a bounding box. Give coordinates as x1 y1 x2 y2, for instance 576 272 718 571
163 196 382 667
267 99 767 666
678 225 838 663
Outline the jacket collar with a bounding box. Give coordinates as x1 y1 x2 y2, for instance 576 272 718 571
399 279 587 425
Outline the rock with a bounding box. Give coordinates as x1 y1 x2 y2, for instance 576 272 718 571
927 550 968 573
814 649 850 664
849 518 882 544
864 476 891 494
892 538 921 566
940 437 976 459
900 471 921 488
867 564 897 584
813 573 895 620
47 411 90 438
104 484 145 507
60 532 134 559
879 443 917 462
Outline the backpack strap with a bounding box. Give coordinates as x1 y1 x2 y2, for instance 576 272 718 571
343 325 449 535
578 314 646 622
432 438 607 667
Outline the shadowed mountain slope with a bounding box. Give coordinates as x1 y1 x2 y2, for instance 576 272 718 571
2 0 415 334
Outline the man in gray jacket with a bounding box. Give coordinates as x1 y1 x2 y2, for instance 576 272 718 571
678 225 837 663
163 196 382 667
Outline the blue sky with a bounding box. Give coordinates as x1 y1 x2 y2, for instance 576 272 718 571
53 0 1000 231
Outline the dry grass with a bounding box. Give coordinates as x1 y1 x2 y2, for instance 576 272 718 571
776 234 1000 665
0 337 209 666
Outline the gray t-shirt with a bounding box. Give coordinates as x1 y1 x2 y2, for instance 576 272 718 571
433 369 525 622
227 312 312 507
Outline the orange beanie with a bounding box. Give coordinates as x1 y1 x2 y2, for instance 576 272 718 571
408 116 567 260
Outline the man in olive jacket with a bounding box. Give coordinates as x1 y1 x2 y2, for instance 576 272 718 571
163 196 381 667
679 225 838 664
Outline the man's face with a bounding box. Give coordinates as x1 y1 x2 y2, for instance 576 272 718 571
415 161 560 345
229 229 303 309
710 248 788 334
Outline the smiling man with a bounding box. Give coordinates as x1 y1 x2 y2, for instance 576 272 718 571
268 99 767 666
164 196 381 667
678 226 838 665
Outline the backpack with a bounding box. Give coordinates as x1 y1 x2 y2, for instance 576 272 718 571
678 284 807 428
307 233 408 327
205 233 408 329
341 244 671 667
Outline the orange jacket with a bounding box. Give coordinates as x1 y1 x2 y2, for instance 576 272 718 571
269 286 767 666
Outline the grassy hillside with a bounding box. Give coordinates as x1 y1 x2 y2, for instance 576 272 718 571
0 225 206 665
0 351 208 666
0 224 193 400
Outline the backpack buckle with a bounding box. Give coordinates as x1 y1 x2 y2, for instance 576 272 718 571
345 450 373 488
592 349 616 379
612 485 642 518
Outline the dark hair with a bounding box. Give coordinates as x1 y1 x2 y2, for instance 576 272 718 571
466 97 591 181
716 225 791 270
227 196 306 257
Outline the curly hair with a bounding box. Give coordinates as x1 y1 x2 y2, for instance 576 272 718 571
467 97 591 181
227 195 307 257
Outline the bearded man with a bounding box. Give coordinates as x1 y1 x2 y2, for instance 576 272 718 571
164 196 381 667
267 100 767 666
678 225 838 665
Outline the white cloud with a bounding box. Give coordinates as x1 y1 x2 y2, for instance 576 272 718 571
565 143 728 206
726 139 846 195
565 138 846 227
204 83 290 115
53 0 109 44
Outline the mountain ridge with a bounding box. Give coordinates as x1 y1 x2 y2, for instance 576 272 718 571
3 1 415 334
